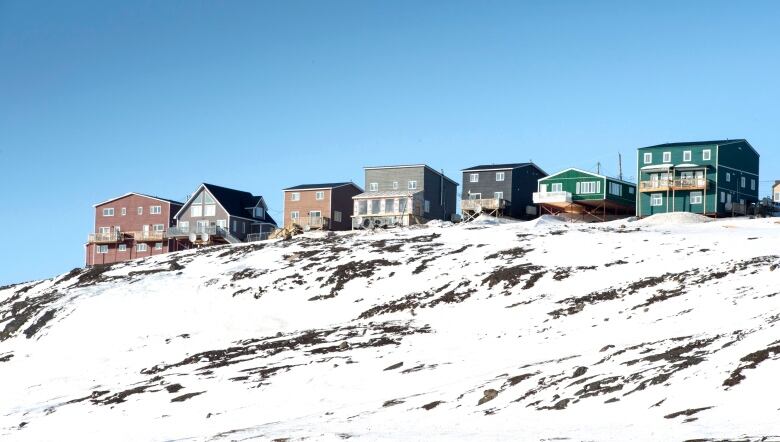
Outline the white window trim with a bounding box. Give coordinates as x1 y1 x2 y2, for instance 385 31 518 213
741 177 746 188
137 206 143 215
290 211 300 220
469 173 479 183
551 183 563 192
315 191 325 200
495 172 505 182
154 242 163 250
118 244 127 252
408 180 417 190
691 192 703 205
136 243 148 252
121 207 126 216
96 245 109 254
702 149 711 161
650 193 663 207
494 191 503 200
643 153 652 164
153 224 165 232
662 152 672 163
392 181 399 190
369 183 379 191
150 205 162 215
290 192 301 201
683 151 692 162
103 208 114 216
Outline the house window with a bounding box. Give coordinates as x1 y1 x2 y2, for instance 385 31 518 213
469 173 479 183
741 177 746 188
242 223 246 234
408 180 417 190
357 201 367 215
662 152 671 163
179 221 189 232
385 199 395 213
691 192 703 205
371 200 381 214
774 192 780 202
290 211 300 221
137 243 148 252
399 198 408 213
494 192 504 200
137 207 143 215
121 208 126 216
191 205 202 217
683 151 692 162
315 191 325 200
469 192 481 200
609 182 622 196
579 181 599 194
629 187 635 195
232 220 238 231
496 172 505 182
96 245 108 254
334 211 342 222
750 179 756 191
369 183 379 191
150 206 162 215
703 149 711 161
153 224 164 232
726 172 731 182
290 192 300 201
99 226 111 234
424 200 431 213
720 192 726 203
650 193 663 207
118 244 127 252
154 242 163 250
103 208 114 216
204 204 216 216
392 181 399 190
216 219 227 229
254 207 264 218
551 183 563 192
643 153 652 164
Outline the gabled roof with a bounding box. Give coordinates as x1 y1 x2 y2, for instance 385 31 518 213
283 182 362 192
93 192 183 208
461 162 547 175
540 167 636 187
363 164 459 186
174 183 275 225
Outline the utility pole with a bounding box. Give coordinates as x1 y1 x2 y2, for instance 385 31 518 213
618 153 623 180
597 162 601 174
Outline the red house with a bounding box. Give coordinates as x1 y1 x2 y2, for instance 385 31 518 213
85 193 183 266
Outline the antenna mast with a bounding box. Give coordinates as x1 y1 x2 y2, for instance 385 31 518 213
618 153 623 180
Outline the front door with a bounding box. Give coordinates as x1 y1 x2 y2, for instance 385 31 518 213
196 220 208 233
309 211 322 226
695 171 705 186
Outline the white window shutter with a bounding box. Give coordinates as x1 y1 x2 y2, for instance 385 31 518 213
576 182 581 194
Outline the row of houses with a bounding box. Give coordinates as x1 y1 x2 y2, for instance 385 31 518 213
86 139 772 266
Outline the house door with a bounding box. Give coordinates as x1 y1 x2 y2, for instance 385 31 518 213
196 220 208 233
540 184 548 193
680 171 694 186
695 171 705 186
309 211 322 226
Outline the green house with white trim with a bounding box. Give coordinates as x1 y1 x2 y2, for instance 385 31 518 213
532 168 636 221
637 139 759 217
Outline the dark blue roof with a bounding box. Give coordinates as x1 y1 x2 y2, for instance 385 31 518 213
283 182 358 191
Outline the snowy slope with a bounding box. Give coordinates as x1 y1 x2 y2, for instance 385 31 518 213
1 215 780 441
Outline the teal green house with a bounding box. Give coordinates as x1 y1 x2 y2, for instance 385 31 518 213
637 139 759 217
533 168 636 221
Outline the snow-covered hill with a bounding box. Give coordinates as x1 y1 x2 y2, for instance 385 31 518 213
2 215 780 441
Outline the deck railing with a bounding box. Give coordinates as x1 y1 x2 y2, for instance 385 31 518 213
461 198 508 211
532 191 572 204
640 179 709 192
87 232 122 243
290 216 330 229
246 232 272 242
167 225 228 238
128 231 166 242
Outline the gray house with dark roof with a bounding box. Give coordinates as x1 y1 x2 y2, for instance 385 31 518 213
461 163 547 220
168 183 277 247
352 164 458 228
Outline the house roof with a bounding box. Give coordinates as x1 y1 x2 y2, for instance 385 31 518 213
93 192 183 208
540 167 636 187
639 139 758 158
175 183 276 226
462 162 548 176
283 182 362 191
363 164 459 186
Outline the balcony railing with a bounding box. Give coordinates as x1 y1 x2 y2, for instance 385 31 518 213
167 225 227 238
87 232 123 243
461 198 508 211
640 179 708 192
246 232 272 242
352 214 413 229
128 231 166 242
290 216 330 229
532 191 573 204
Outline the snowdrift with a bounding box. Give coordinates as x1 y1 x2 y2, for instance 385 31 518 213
1 217 780 441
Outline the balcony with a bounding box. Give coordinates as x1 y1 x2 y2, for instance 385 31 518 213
167 225 227 238
640 179 708 192
128 231 165 242
87 232 123 244
461 198 508 211
290 216 330 230
532 191 572 204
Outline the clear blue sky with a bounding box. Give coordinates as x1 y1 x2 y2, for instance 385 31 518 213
1 0 778 284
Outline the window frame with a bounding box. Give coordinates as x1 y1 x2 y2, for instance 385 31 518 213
118 244 127 252
392 181 399 190
650 193 663 207
683 151 692 162
551 183 563 193
690 191 703 205
190 205 203 217
290 210 300 220
662 152 672 163
137 206 143 215
315 191 325 200
469 173 479 183
150 205 162 215
154 242 163 250
408 180 417 190
102 208 114 216
290 192 301 201
153 224 164 232
334 210 342 222
121 207 126 216
494 191 503 200
136 243 148 252
424 200 431 213
741 177 746 188
96 244 109 254
495 172 505 182
702 149 711 161
643 153 652 164
368 183 379 191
